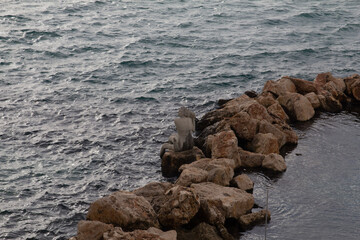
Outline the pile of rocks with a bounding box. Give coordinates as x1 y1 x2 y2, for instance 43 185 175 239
69 73 359 240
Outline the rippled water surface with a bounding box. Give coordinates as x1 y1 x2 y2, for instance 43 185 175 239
0 0 359 239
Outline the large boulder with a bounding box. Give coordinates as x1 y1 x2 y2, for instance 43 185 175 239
238 149 265 168
249 133 279 154
344 74 360 101
231 174 254 192
267 102 289 122
317 91 343 112
191 182 254 225
206 164 234 186
305 92 321 109
262 153 287 172
238 210 271 230
277 92 315 121
175 167 209 187
285 76 317 94
211 130 240 165
157 186 200 228
262 78 296 97
76 220 113 240
227 112 259 141
133 182 174 213
315 72 346 93
103 227 177 240
86 191 159 231
161 147 205 177
258 120 287 148
256 92 277 108
177 222 223 240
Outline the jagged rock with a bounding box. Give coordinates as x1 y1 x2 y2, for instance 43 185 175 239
210 158 237 169
262 77 296 97
161 147 205 177
76 220 113 240
177 222 223 240
227 112 259 141
344 74 360 101
305 92 321 109
285 76 317 94
249 133 279 154
277 92 315 121
103 227 176 240
256 92 277 108
244 90 258 98
262 153 287 172
133 182 174 213
207 165 234 186
238 210 271 230
267 102 289 122
273 122 299 145
179 158 212 172
317 91 343 112
258 120 287 148
237 99 273 122
238 149 265 168
176 167 209 187
231 174 254 192
191 182 254 225
86 191 159 231
157 185 200 228
211 130 240 165
315 72 346 93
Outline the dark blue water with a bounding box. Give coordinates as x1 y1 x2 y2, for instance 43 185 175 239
0 1 359 239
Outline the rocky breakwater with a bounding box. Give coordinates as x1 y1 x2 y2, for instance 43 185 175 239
69 73 359 240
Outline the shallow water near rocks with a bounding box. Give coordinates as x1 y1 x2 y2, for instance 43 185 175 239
1 0 360 239
242 108 360 240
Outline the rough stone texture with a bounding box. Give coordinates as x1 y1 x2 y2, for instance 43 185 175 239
177 222 223 240
256 92 277 108
317 91 343 112
249 133 279 154
238 210 271 230
175 167 209 187
211 130 240 164
262 78 296 97
277 92 315 121
161 146 205 177
191 182 254 224
305 92 321 109
103 227 177 240
262 153 287 172
207 165 234 186
258 120 287 148
315 72 346 93
237 100 273 122
231 174 254 192
133 182 174 213
157 185 200 228
238 149 265 168
285 76 317 94
344 74 360 101
179 158 212 172
273 122 299 145
210 158 237 170
228 112 259 141
86 191 159 231
267 102 289 122
77 220 113 240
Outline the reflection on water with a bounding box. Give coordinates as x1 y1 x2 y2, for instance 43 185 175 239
241 109 360 240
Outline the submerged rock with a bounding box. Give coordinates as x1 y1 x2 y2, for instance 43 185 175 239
86 191 159 231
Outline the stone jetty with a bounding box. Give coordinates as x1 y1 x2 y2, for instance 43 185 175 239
69 73 359 240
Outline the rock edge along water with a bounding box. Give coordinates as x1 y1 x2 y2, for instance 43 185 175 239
69 72 359 240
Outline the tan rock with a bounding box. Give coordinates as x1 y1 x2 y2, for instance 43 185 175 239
77 220 113 240
237 99 273 122
258 120 287 148
267 102 289 122
285 76 317 94
157 185 200 228
262 78 296 97
210 158 237 170
179 158 212 172
315 72 346 93
238 149 265 168
175 167 208 187
231 174 254 192
227 112 259 141
277 92 315 121
256 92 277 108
211 130 240 164
103 227 176 240
238 210 271 230
133 182 174 213
249 133 279 154
305 92 321 109
86 191 159 231
262 153 287 172
177 222 223 240
344 74 360 101
207 165 234 186
191 182 254 224
273 122 298 145
317 91 343 112
161 147 205 177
